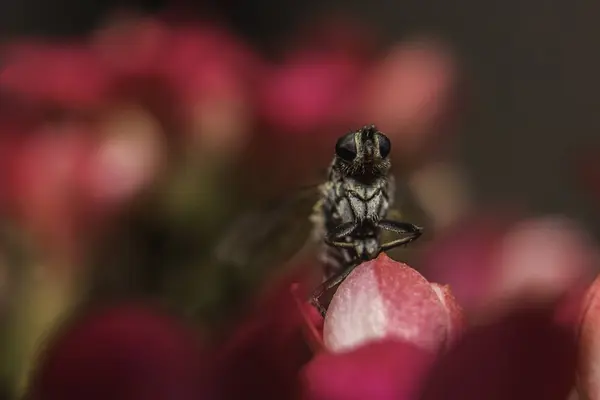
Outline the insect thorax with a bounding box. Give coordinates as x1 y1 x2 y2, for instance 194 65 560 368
310 164 395 280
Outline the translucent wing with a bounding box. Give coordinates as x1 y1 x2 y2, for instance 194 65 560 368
169 185 324 325
212 185 322 275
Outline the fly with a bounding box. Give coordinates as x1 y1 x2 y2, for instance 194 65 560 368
212 124 424 318
308 124 423 315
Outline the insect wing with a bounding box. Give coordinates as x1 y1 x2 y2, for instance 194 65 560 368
212 186 322 277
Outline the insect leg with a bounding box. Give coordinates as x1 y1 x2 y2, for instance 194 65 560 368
324 221 358 249
310 259 361 317
377 220 423 251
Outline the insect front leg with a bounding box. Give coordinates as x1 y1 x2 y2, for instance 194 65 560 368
310 259 361 317
324 221 358 249
377 220 423 252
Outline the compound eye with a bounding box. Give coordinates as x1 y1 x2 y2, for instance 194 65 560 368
335 134 357 161
378 134 391 158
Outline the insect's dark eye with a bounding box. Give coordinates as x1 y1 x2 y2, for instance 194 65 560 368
335 135 357 161
378 135 391 158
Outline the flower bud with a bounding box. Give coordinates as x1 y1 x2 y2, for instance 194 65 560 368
323 253 464 354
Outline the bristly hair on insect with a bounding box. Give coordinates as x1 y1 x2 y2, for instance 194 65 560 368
309 124 423 316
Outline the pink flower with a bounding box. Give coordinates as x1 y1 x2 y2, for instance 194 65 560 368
420 211 596 323
158 24 260 154
359 36 460 161
303 308 577 399
0 109 166 262
256 19 374 136
298 250 582 400
577 274 600 398
209 269 316 399
0 123 96 260
303 339 435 400
257 49 366 135
0 16 262 258
91 13 170 78
0 42 112 109
26 302 208 400
418 305 578 400
322 253 463 353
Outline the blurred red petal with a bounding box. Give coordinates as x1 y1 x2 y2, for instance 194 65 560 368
2 125 95 258
430 283 465 345
420 210 517 305
0 43 111 108
419 306 578 400
292 283 325 353
360 37 458 157
488 217 596 306
323 253 464 353
27 302 207 400
577 274 600 399
421 211 596 323
302 339 434 400
162 25 260 103
210 272 315 399
257 50 365 134
78 105 165 208
92 14 170 77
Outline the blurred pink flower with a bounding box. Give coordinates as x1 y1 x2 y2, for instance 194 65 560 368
359 37 460 161
420 211 597 323
0 42 112 109
257 48 366 136
25 235 592 399
27 302 208 400
577 274 600 398
255 18 376 136
159 24 260 154
92 14 261 156
418 306 578 400
303 339 435 400
0 109 166 262
0 123 96 259
298 251 581 400
0 15 266 258
303 308 577 400
91 14 171 78
209 269 315 399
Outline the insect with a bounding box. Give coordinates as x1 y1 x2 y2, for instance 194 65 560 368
308 124 423 315
213 124 425 317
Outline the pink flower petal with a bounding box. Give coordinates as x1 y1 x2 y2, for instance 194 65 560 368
0 43 111 108
577 274 600 399
27 302 208 400
92 14 170 78
210 272 315 399
257 50 365 134
360 37 458 157
419 306 578 400
302 339 435 400
292 283 325 353
421 212 596 323
323 253 464 353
